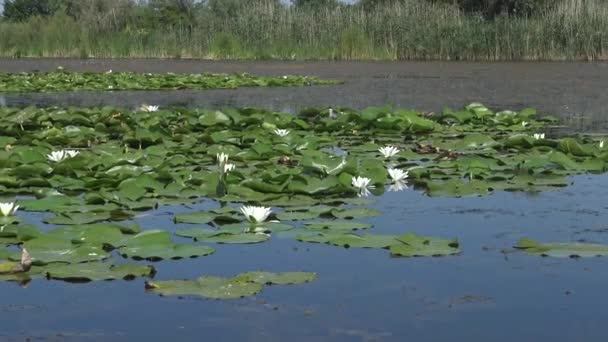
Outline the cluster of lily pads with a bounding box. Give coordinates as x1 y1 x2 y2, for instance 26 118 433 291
0 70 340 92
0 102 607 298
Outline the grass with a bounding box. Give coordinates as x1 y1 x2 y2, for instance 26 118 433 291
0 0 606 61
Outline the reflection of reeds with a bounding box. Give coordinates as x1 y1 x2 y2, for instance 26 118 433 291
0 0 606 60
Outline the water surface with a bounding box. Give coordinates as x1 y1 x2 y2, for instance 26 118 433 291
1 59 607 341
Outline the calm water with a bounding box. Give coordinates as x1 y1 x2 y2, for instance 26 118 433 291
1 59 608 131
1 59 608 341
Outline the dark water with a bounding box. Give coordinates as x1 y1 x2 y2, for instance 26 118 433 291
1 59 608 131
1 59 608 341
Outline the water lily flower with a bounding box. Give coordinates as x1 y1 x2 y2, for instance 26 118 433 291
329 108 337 119
64 150 80 158
217 153 229 165
387 168 409 182
521 121 528 127
47 150 79 162
533 133 545 140
388 180 409 192
140 105 159 112
600 141 605 149
240 206 273 223
223 163 235 174
0 202 19 217
274 129 290 137
378 145 400 158
352 176 375 197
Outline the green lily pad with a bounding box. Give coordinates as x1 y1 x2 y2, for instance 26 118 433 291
304 221 372 231
236 271 317 285
145 275 263 299
175 228 269 244
389 233 460 257
22 236 110 265
43 212 114 225
330 207 381 219
174 211 215 224
515 237 608 258
46 262 155 281
118 230 215 260
297 232 399 249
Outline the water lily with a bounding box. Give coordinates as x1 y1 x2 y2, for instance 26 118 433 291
352 176 375 197
329 108 337 119
600 141 604 149
387 168 409 182
240 206 273 223
0 202 19 217
217 153 229 165
533 133 545 140
223 163 235 174
65 150 80 158
388 180 409 192
47 149 80 162
378 145 400 158
140 105 159 112
521 121 528 127
274 129 290 137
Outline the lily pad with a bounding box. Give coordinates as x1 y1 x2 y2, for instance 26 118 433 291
304 221 372 231
515 237 608 258
330 207 381 219
118 230 215 260
175 228 269 244
46 262 155 281
145 275 263 299
389 233 460 257
237 271 317 285
22 235 110 265
174 211 215 224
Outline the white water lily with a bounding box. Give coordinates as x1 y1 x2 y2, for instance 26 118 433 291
329 108 337 119
223 163 235 174
274 129 290 137
217 153 229 165
378 145 400 158
140 105 159 112
64 150 80 158
240 206 273 223
47 149 79 162
600 141 605 149
0 202 19 217
352 176 375 197
388 180 409 192
533 133 545 140
387 168 409 182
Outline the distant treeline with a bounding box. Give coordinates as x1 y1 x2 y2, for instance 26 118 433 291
0 0 605 60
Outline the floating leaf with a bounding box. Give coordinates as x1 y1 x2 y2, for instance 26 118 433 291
118 230 215 260
304 221 372 231
236 271 316 285
515 237 608 258
23 236 109 265
389 233 460 257
175 228 269 244
330 207 380 219
46 262 154 281
174 211 215 224
146 275 263 299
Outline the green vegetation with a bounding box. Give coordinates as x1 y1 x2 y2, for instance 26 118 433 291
515 238 608 258
1 102 608 289
0 0 605 60
145 272 317 299
0 71 338 92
